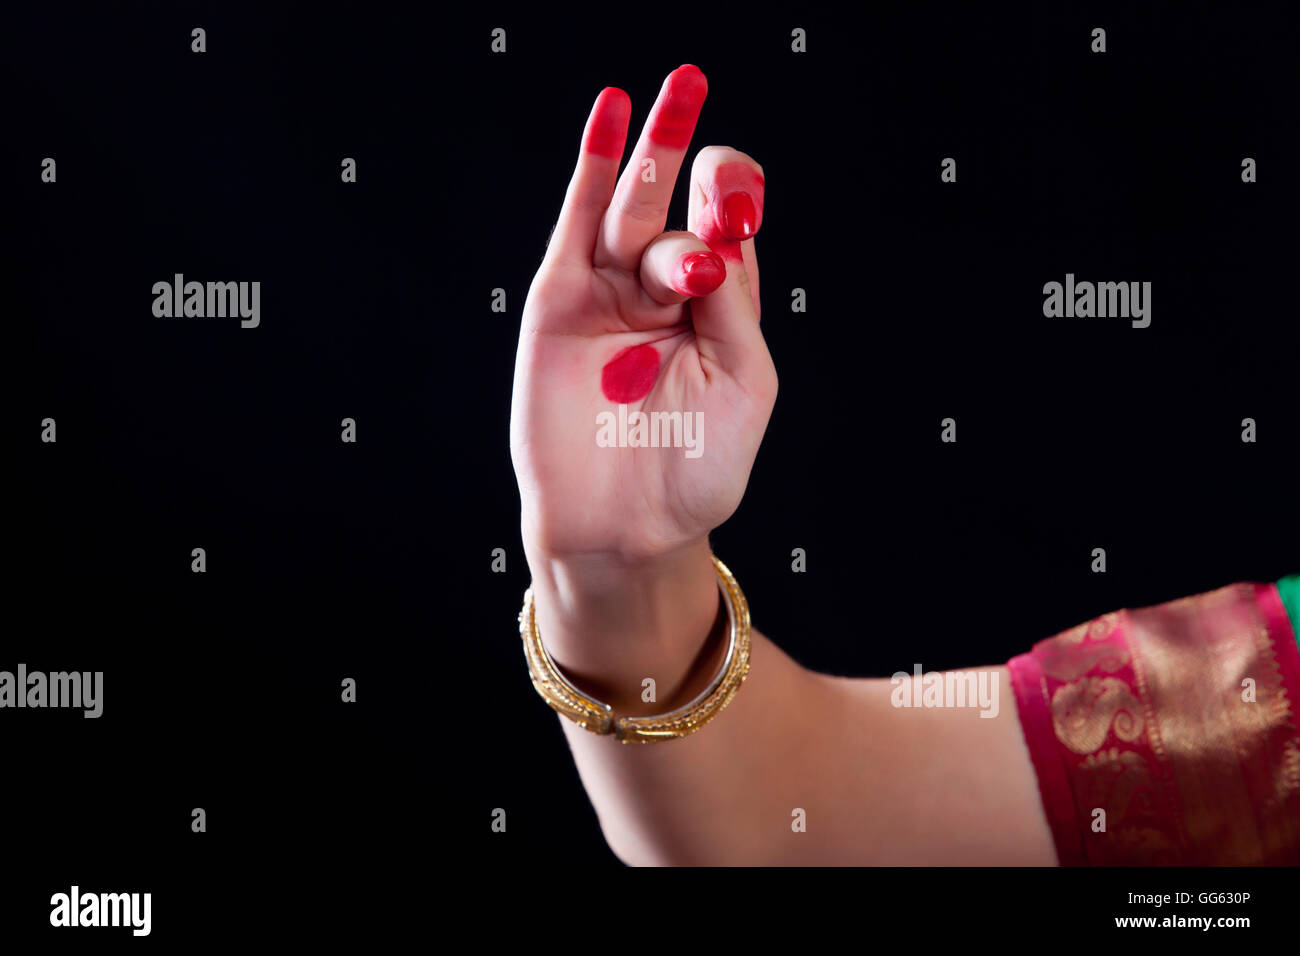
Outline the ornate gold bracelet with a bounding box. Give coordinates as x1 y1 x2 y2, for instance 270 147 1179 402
520 554 751 743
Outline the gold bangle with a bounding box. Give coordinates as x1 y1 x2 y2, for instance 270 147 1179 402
520 554 752 743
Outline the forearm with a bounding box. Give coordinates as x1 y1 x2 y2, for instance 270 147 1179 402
521 535 862 864
558 626 839 865
524 539 1056 865
561 656 1055 865
522 534 821 863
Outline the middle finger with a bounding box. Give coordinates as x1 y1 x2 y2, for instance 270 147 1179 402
596 64 708 271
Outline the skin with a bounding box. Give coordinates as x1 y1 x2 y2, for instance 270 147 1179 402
509 65 1058 866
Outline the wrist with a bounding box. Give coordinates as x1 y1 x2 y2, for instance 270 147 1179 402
521 537 723 714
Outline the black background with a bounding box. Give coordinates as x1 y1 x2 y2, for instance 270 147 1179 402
4 1 1296 942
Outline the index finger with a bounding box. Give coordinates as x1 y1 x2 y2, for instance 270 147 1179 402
545 86 632 268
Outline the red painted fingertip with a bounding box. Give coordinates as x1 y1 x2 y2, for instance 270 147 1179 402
648 65 708 149
700 162 766 261
601 344 660 403
672 251 726 297
584 87 631 158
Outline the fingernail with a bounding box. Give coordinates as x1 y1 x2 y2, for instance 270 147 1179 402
719 192 757 241
673 251 726 297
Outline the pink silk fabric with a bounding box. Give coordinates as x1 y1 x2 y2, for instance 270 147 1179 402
1007 582 1300 865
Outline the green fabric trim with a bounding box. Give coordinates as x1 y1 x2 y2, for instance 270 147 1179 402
1278 575 1300 653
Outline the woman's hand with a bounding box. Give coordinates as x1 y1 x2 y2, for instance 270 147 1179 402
510 65 777 568
505 68 1056 868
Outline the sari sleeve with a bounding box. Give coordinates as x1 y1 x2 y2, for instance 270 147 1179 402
1006 581 1300 865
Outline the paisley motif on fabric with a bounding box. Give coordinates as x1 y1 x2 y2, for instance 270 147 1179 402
1051 678 1143 754
1006 583 1300 865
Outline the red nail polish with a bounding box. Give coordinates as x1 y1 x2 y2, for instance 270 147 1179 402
720 192 757 241
673 251 726 297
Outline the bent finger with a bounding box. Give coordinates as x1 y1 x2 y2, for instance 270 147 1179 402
687 146 765 317
639 231 727 306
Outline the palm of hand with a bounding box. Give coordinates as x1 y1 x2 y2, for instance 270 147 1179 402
510 67 776 561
